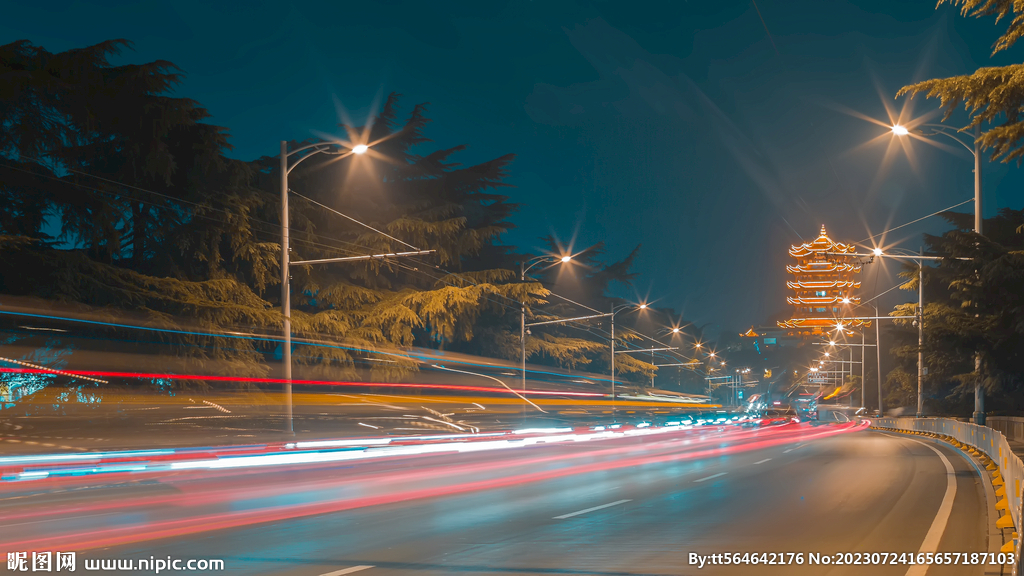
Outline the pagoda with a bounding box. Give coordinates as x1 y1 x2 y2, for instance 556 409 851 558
777 225 869 336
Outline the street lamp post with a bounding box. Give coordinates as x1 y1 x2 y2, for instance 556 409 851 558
917 248 924 418
875 304 882 417
519 255 571 403
281 139 367 433
610 303 646 401
892 122 985 423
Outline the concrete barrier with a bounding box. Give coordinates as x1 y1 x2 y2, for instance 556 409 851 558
989 416 1024 443
874 417 1022 574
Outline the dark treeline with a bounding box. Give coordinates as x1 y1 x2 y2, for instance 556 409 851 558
884 209 1024 414
0 39 688 391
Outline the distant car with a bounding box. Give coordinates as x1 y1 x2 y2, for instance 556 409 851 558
759 407 799 426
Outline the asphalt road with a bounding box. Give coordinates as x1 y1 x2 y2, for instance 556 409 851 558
0 424 996 576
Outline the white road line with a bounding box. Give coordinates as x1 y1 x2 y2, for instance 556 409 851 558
320 566 374 576
754 458 772 465
553 499 631 519
693 472 727 483
902 439 957 576
783 443 807 454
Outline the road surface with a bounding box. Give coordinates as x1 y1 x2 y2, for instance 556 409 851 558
0 424 994 575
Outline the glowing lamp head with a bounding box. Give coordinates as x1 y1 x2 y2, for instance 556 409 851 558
829 340 836 346
842 297 850 304
709 352 715 357
672 327 681 333
824 352 830 357
352 144 369 155
891 125 909 136
560 255 572 263
695 342 702 349
638 304 647 309
873 247 883 256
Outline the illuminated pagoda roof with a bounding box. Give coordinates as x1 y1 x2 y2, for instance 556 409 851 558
777 224 869 336
740 327 760 338
786 262 861 274
787 280 860 289
788 225 855 259
786 296 862 305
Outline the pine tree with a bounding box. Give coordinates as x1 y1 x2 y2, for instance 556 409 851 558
0 40 279 387
898 1 1024 162
887 209 1024 412
254 95 544 379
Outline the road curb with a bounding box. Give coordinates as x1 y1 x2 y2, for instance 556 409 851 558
873 425 1017 569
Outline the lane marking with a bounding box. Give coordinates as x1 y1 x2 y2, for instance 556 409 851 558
901 438 957 576
783 443 807 454
553 499 631 519
320 566 374 576
693 472 727 483
754 458 771 465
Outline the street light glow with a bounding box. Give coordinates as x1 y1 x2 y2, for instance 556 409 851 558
891 125 909 136
560 255 572 263
873 247 883 256
842 297 850 304
638 304 647 309
352 144 369 155
672 327 681 333
829 340 835 346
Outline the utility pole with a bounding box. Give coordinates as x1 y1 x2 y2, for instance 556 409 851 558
917 248 924 418
860 330 865 409
875 304 883 417
973 124 985 425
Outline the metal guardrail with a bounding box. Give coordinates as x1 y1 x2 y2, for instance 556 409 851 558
875 417 1022 573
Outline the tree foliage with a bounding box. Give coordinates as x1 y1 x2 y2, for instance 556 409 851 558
0 39 671 392
897 1 1024 162
886 209 1024 412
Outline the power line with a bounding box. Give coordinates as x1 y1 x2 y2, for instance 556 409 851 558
289 189 421 251
857 198 973 245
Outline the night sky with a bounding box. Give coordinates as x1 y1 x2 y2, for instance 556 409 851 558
7 0 1024 336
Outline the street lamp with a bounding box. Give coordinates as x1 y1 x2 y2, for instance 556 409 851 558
280 138 369 433
609 302 647 400
519 254 572 398
891 121 985 423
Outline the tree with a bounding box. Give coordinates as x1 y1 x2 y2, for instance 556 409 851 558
898 1 1024 162
0 42 538 386
253 94 543 380
0 40 279 385
521 238 656 382
887 209 1024 414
